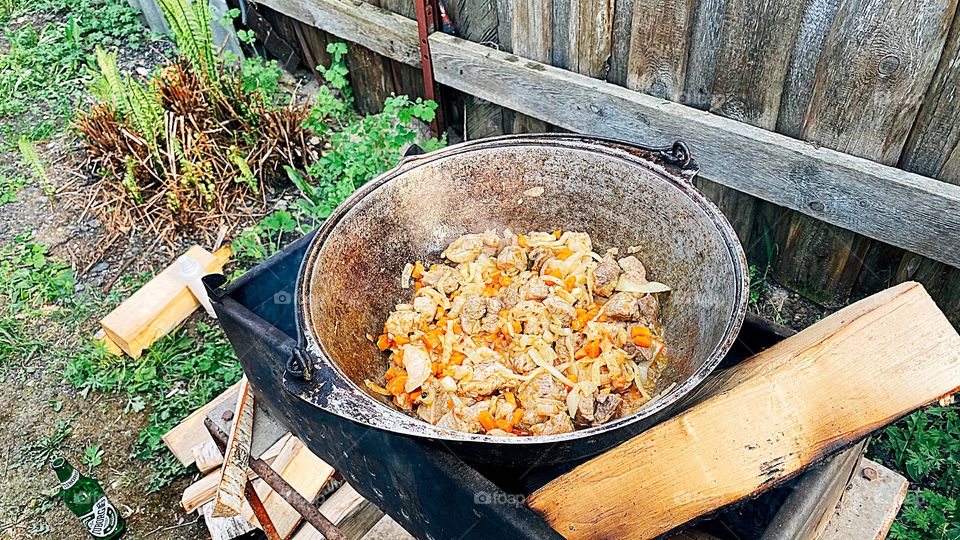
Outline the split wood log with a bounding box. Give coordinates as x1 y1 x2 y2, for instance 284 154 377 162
200 500 256 540
291 482 381 539
163 380 243 467
100 245 231 358
192 440 224 474
182 433 291 513
213 378 255 517
243 437 336 537
527 282 960 539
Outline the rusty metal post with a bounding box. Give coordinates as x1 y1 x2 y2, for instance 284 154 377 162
414 0 444 136
204 417 350 540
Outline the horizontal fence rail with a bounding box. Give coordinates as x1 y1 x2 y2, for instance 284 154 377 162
253 0 960 272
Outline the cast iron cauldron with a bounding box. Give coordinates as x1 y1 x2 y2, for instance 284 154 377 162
284 134 749 466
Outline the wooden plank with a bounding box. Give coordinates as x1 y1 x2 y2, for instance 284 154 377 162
510 0 551 133
680 0 725 110
526 282 960 539
292 483 377 540
567 0 613 79
201 500 257 540
213 378 255 517
605 0 633 86
760 440 867 540
256 0 960 271
426 32 960 270
100 245 230 358
244 438 336 537
163 380 243 467
817 458 908 540
182 434 291 513
193 440 224 474
624 0 691 101
773 0 957 306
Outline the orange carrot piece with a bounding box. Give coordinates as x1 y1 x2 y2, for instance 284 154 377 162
499 275 513 287
586 340 601 359
411 261 425 279
450 351 467 365
545 267 564 280
478 410 496 431
386 375 408 396
564 275 577 291
504 392 516 406
511 409 525 425
496 418 513 432
385 366 404 380
376 334 391 351
633 335 653 348
517 235 529 248
394 335 411 346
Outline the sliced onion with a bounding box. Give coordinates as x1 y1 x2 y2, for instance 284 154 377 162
615 276 672 294
401 263 413 289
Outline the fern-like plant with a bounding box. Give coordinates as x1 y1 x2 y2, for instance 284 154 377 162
156 0 218 86
90 47 163 158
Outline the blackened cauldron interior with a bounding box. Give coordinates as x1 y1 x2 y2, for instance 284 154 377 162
305 144 740 409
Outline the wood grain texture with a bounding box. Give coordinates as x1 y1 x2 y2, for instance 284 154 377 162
447 0 508 139
213 378 254 517
201 500 256 540
511 0 551 132
292 484 380 539
624 0 691 100
680 0 726 109
527 282 960 539
775 0 958 306
568 0 613 78
162 380 242 467
605 0 634 85
427 33 960 269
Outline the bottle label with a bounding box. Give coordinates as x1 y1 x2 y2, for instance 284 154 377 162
60 469 79 490
79 496 120 537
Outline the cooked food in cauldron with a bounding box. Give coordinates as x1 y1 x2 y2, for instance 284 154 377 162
365 229 672 436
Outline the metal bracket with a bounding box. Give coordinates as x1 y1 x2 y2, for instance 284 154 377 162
414 0 444 136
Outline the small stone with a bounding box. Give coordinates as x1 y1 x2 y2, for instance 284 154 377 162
862 467 878 481
222 409 234 422
135 67 150 76
91 262 110 273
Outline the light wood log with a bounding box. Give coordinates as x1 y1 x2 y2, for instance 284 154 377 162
100 245 231 358
182 433 292 513
243 437 335 537
201 500 256 540
163 380 243 467
527 282 960 539
193 440 224 474
253 0 960 271
213 378 255 517
292 483 376 539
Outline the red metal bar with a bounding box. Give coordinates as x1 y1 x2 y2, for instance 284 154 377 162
413 0 444 136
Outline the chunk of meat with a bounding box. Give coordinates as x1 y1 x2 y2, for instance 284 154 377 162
543 295 576 326
636 294 660 326
528 247 551 272
593 392 623 424
518 372 566 406
479 297 504 333
564 232 592 253
568 382 599 427
459 361 514 396
420 265 460 294
511 300 550 334
496 245 528 274
459 293 487 331
602 292 641 320
499 279 524 309
591 252 621 297
455 401 493 433
402 344 432 393
443 231 501 263
436 411 464 431
617 255 647 284
384 309 418 336
412 295 437 319
522 277 550 301
530 412 575 435
416 382 451 424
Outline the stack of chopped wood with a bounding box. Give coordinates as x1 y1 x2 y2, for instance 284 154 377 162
163 380 381 540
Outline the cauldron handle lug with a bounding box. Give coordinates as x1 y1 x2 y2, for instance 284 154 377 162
286 346 315 382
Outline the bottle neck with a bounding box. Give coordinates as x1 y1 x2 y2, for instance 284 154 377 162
51 457 79 489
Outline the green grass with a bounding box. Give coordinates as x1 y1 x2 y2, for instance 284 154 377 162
871 404 960 539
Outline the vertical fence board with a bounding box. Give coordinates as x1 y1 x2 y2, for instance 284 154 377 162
895 10 960 325
551 0 571 68
774 0 957 307
569 0 614 78
379 0 427 100
447 0 509 139
511 0 552 132
624 0 691 101
606 0 635 85
681 0 726 109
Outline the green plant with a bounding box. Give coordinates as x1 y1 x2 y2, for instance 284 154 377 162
890 489 959 539
0 235 76 309
21 420 73 469
80 444 104 472
0 172 27 205
748 264 768 306
156 0 217 84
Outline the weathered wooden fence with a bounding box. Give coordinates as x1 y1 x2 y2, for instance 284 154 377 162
238 0 960 325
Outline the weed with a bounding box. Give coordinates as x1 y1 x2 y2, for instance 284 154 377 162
0 235 75 309
21 420 73 469
0 170 27 205
80 444 104 472
748 264 769 307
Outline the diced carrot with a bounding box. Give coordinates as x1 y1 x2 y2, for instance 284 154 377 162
631 326 653 338
503 391 516 406
545 267 564 280
446 398 455 408
386 375 407 396
411 261 425 279
511 321 522 334
517 235 529 248
385 366 404 380
597 313 608 322
511 409 525 425
499 275 513 287
567 369 579 383
432 361 442 375
376 334 391 351
452 321 463 334
586 340 601 359
633 335 653 348
422 330 443 351
394 335 411 346
555 246 573 260
393 348 404 367
478 410 496 431
435 309 446 320
553 229 562 239
482 285 497 297
496 418 513 432
574 347 589 360
564 275 577 291
414 282 423 291
450 351 467 365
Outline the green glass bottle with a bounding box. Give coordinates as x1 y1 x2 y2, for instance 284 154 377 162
51 456 126 539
